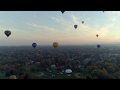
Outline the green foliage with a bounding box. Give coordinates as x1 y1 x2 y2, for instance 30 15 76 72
5 71 11 77
86 74 93 79
111 71 120 79
78 76 86 79
85 66 99 73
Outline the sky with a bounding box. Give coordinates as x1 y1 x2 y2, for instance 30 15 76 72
0 11 120 46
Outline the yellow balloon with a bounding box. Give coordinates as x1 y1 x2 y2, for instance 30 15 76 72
53 42 59 48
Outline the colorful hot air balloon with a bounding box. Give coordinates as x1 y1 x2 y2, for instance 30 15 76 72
32 43 37 48
65 69 72 76
4 30 11 37
53 42 59 48
74 25 78 29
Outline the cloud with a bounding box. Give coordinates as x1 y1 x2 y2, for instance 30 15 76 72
106 11 120 14
23 12 120 45
51 15 83 32
51 14 116 44
70 14 80 24
23 13 117 45
51 16 64 23
98 24 114 38
25 22 69 39
25 22 59 33
110 17 117 21
106 11 120 22
0 26 25 32
51 16 73 30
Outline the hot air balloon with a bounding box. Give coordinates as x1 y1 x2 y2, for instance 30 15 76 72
4 30 11 37
61 11 65 14
32 43 37 48
53 42 59 48
97 44 101 49
82 21 84 24
96 34 99 37
51 64 56 71
74 25 78 29
65 69 72 76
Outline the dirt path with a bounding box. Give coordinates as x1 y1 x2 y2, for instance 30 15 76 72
74 73 81 78
37 72 44 77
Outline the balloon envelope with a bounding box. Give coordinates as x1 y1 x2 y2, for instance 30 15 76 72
82 21 84 24
74 25 78 29
61 11 65 14
53 42 59 48
97 45 101 49
32 43 37 48
4 30 11 37
65 69 72 76
96 34 99 37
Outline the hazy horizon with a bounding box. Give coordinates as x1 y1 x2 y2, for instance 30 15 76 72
0 43 120 47
0 11 120 46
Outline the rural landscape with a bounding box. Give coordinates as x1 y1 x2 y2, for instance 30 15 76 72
0 45 120 79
